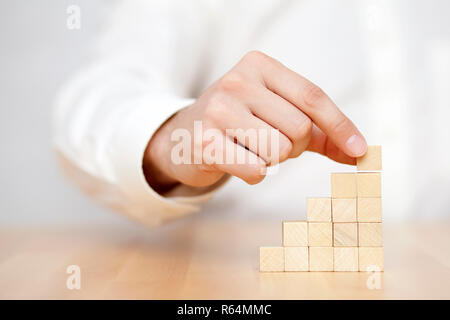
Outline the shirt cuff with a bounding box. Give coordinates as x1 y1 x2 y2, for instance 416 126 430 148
108 94 227 226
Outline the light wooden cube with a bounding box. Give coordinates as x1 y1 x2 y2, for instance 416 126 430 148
358 223 383 247
357 198 382 222
308 222 333 247
357 173 381 198
359 247 384 272
334 247 359 272
260 247 284 272
357 145 382 171
331 173 357 198
307 198 331 222
332 198 356 222
333 223 358 247
309 247 333 271
282 221 308 247
284 247 309 272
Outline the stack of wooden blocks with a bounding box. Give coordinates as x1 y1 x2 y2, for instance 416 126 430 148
260 146 383 272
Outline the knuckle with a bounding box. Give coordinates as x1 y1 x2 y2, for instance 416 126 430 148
245 167 266 185
292 117 313 141
203 96 228 124
242 50 270 65
277 137 293 162
216 72 246 93
246 176 264 185
331 116 351 135
302 83 326 108
289 120 312 158
289 146 304 158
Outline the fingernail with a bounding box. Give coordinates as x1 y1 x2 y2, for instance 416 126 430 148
345 134 367 157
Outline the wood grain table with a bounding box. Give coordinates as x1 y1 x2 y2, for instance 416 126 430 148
1 214 449 299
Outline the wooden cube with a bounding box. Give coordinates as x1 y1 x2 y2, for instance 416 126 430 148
309 247 333 271
359 247 384 272
308 222 332 247
307 198 331 222
331 173 357 198
334 247 359 272
260 247 284 272
284 247 308 272
332 198 356 222
358 223 383 247
357 173 381 197
333 223 358 247
282 221 308 247
357 145 382 171
357 198 382 222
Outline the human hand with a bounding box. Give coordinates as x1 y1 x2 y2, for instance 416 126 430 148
144 51 367 192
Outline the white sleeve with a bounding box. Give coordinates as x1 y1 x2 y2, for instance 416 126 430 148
52 1 228 227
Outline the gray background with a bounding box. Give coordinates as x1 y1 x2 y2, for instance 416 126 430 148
0 0 125 225
1 0 449 226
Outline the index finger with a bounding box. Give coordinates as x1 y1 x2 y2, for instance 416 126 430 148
246 51 367 158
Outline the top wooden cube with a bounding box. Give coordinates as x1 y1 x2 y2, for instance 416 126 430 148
357 146 382 171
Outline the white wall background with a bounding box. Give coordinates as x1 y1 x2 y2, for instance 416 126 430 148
0 0 449 226
0 0 129 226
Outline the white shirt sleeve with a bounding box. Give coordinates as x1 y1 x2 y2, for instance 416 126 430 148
52 0 228 227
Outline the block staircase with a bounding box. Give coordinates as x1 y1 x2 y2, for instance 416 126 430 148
259 146 383 272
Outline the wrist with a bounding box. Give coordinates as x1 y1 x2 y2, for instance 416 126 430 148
143 116 179 194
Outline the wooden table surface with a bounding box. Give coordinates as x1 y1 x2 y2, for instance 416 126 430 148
1 214 450 299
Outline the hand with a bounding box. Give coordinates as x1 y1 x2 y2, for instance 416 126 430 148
143 51 367 192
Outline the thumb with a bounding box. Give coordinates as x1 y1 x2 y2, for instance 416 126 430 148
306 124 357 165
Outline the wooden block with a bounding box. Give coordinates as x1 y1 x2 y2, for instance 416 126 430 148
357 198 382 222
333 223 358 247
332 198 356 222
259 247 284 272
357 145 382 171
284 247 309 272
334 247 359 272
308 222 332 247
282 221 308 247
359 247 384 272
357 172 381 197
307 198 331 222
309 247 333 271
358 223 383 247
331 173 357 198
